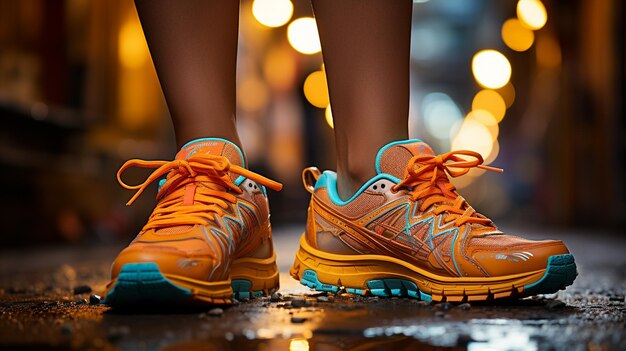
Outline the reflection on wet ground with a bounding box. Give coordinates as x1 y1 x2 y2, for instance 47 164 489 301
0 227 624 350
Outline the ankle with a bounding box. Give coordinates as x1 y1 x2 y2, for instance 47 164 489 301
175 129 241 151
336 162 375 201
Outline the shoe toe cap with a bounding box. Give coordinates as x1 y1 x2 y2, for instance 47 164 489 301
110 243 223 282
469 237 570 277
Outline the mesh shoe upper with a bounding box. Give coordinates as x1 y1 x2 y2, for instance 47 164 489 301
305 139 569 278
111 138 282 283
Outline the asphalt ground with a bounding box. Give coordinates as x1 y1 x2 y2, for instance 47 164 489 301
0 226 624 351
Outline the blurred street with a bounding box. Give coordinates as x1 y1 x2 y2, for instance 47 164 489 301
0 226 624 351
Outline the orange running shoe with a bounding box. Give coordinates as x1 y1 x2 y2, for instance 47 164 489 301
103 138 282 307
290 139 577 302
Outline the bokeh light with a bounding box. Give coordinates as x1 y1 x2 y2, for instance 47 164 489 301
411 21 454 61
485 139 500 165
517 0 548 30
325 104 334 128
472 89 506 123
237 77 269 112
450 168 485 189
496 82 516 108
119 19 149 69
422 92 463 140
252 0 293 28
263 46 297 91
472 50 512 89
303 70 329 108
501 18 535 52
451 118 494 162
287 17 321 55
289 338 309 351
536 33 562 68
466 109 499 139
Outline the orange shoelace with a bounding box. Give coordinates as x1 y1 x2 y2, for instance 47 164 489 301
391 150 503 227
117 154 283 230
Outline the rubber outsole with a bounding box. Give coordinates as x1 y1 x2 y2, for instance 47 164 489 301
290 235 578 302
103 263 192 307
522 254 578 295
103 262 278 307
300 269 433 301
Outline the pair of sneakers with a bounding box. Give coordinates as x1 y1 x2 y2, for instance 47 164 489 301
103 138 577 307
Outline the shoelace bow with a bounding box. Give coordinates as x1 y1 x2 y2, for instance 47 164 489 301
391 150 503 227
117 155 282 230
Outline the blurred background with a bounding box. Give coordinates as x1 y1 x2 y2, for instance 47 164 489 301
0 0 623 247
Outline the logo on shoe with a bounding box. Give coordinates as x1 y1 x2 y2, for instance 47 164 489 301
492 252 534 263
417 143 435 156
177 258 201 270
179 141 224 160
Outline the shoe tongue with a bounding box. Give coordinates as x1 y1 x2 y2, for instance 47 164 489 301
175 138 245 183
375 139 435 179
175 138 245 168
153 138 245 235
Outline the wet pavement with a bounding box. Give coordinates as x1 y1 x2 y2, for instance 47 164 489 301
0 226 624 350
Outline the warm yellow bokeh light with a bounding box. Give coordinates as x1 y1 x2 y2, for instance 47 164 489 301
472 90 506 123
252 0 293 28
287 17 321 55
117 15 158 131
501 18 535 52
536 34 561 68
466 110 499 139
263 46 296 91
303 70 329 108
238 77 269 112
289 338 310 351
119 19 149 69
496 82 516 109
472 50 511 89
451 168 485 189
485 139 500 165
325 104 334 128
451 118 494 162
517 0 548 30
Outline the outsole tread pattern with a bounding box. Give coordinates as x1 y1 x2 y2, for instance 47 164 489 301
103 263 192 307
104 263 273 307
522 254 578 295
300 269 433 301
231 279 276 300
297 254 577 302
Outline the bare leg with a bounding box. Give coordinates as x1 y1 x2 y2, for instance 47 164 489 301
312 0 412 200
134 0 241 149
